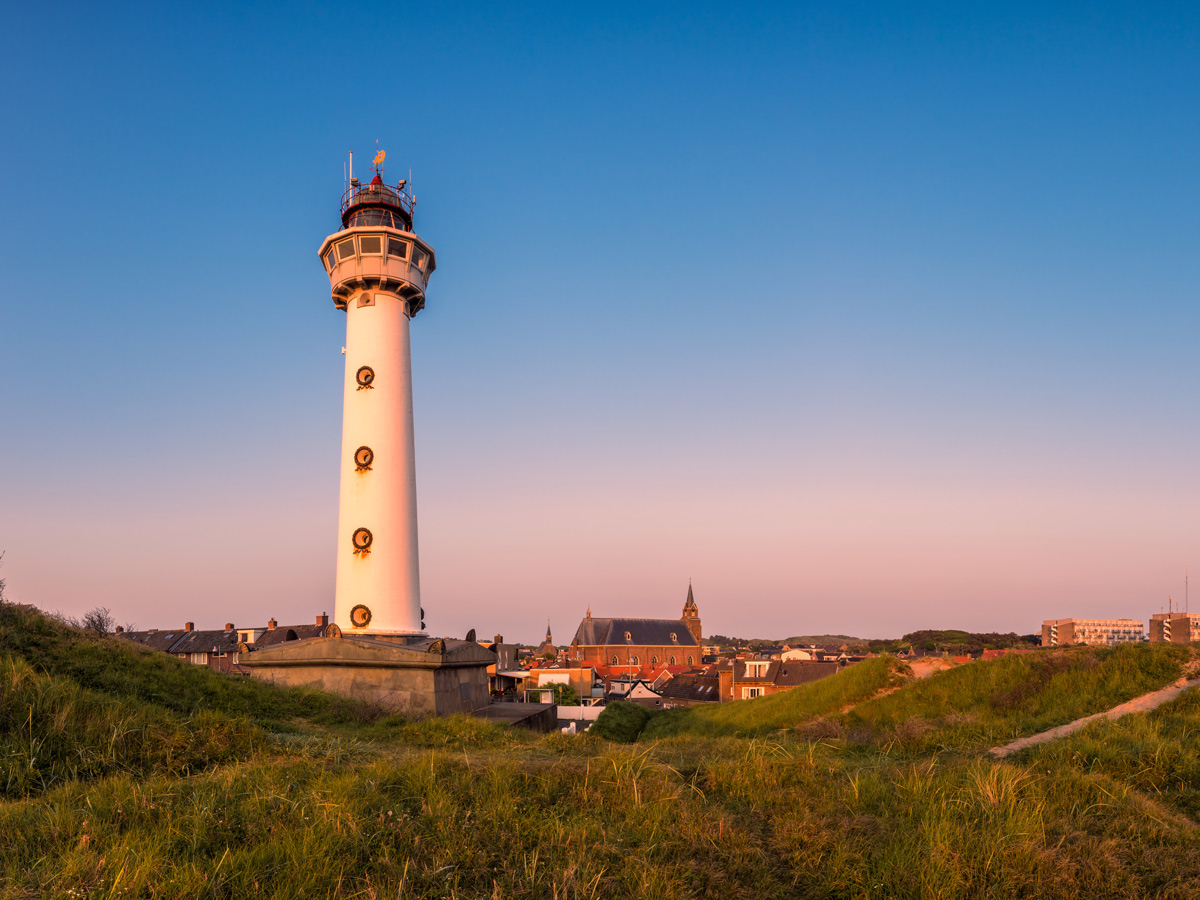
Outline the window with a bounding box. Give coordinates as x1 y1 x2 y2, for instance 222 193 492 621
630 655 639 665
742 686 764 699
189 653 207 665
611 656 618 665
651 656 658 665
323 249 336 271
687 656 694 665
388 238 408 259
413 246 427 269
669 656 676 665
670 632 677 642
624 631 632 641
337 238 356 260
358 235 382 255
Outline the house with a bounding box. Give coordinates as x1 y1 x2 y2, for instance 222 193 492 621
605 677 665 708
659 673 721 707
121 621 244 673
715 658 840 702
119 613 334 673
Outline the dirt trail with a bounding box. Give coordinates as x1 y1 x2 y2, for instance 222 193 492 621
989 675 1200 758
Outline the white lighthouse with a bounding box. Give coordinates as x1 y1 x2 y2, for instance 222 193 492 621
317 154 436 637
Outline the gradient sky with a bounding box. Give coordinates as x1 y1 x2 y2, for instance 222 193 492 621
3 2 1200 642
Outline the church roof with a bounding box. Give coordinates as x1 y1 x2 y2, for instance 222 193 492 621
572 617 699 647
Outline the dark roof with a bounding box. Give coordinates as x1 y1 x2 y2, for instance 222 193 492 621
254 623 329 646
572 617 699 647
659 674 720 702
168 629 240 654
120 629 189 653
722 659 840 686
772 661 839 686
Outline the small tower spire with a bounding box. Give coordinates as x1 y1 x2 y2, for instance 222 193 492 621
681 580 701 643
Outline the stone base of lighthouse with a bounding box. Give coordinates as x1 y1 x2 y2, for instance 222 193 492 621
242 632 494 716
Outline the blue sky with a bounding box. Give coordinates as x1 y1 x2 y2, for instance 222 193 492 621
2 2 1199 641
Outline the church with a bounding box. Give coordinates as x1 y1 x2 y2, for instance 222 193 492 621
569 584 703 668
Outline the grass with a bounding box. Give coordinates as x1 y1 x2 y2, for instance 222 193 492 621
641 655 906 738
0 602 385 730
842 641 1190 752
1 603 1198 898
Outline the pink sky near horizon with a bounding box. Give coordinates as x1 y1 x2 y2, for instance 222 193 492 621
5 431 1195 643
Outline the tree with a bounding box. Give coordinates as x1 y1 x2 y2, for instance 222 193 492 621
550 682 579 706
82 606 115 635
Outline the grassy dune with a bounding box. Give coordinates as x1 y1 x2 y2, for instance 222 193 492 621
1 602 1198 898
642 656 906 739
843 642 1189 752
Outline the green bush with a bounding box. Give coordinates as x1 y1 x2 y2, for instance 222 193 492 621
591 700 652 742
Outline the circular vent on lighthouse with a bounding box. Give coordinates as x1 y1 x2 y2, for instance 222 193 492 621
356 366 375 388
354 446 374 469
352 527 373 552
349 604 372 628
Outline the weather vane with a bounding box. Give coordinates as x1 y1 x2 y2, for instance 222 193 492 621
372 140 385 174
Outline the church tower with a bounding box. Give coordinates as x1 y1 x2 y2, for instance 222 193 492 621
682 582 701 643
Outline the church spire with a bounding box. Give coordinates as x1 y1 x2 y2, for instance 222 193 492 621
683 580 698 614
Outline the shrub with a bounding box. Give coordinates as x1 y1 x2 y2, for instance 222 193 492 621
591 701 652 742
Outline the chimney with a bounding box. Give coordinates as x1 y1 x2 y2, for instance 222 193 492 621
224 623 234 632
316 612 328 626
114 626 124 634
268 618 277 630
185 622 194 632
494 634 504 644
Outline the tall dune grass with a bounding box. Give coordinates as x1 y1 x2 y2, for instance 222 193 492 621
641 655 906 739
1 604 1198 898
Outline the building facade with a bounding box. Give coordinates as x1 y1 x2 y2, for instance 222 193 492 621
1149 612 1200 643
569 585 703 668
1041 618 1143 646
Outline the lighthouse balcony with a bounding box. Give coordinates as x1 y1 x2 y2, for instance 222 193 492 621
319 227 436 313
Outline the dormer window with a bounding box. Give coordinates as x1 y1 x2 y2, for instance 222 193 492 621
670 632 677 642
624 631 631 641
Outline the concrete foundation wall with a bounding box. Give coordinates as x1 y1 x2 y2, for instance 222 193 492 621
244 635 493 716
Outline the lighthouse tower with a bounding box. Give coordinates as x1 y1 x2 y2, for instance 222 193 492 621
317 154 436 636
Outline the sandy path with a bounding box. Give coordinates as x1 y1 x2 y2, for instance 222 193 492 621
989 675 1200 758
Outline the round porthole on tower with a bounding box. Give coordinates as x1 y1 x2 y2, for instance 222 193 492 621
349 604 372 628
356 366 375 388
351 527 373 551
354 446 374 469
